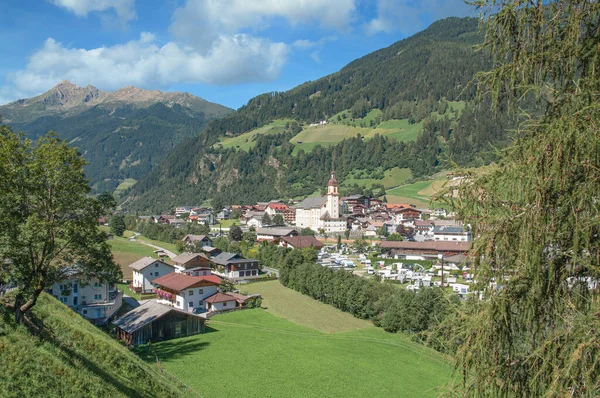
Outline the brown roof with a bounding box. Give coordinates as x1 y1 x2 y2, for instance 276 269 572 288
281 236 324 249
204 292 237 304
172 252 209 265
152 272 220 291
380 241 470 252
128 257 172 272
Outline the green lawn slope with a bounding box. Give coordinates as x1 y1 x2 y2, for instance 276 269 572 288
137 281 454 397
0 294 192 398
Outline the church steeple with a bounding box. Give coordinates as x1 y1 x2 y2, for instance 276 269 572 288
326 170 339 218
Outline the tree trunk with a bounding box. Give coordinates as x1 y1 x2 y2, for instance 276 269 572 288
14 293 23 324
17 277 46 321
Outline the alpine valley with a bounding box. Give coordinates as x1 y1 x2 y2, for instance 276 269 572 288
2 17 512 211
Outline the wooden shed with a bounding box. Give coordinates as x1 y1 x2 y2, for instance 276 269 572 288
113 301 205 346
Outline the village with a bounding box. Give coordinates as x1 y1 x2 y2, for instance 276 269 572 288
49 171 476 348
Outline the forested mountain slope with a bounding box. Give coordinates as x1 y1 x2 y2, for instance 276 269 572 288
0 82 232 193
125 17 513 212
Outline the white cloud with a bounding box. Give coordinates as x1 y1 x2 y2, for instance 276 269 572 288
171 0 356 52
293 39 317 50
2 32 288 101
49 0 137 26
366 0 471 35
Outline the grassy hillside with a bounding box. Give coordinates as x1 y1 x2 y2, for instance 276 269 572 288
342 167 412 190
216 118 296 150
386 179 448 208
241 280 371 333
138 305 452 397
0 294 192 398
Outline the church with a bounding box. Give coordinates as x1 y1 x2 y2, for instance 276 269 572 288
295 171 347 233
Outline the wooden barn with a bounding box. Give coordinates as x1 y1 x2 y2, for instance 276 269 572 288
113 301 205 346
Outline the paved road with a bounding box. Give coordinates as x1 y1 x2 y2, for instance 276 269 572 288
263 267 280 278
130 233 177 259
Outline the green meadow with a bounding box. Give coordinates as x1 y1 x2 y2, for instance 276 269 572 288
137 281 453 398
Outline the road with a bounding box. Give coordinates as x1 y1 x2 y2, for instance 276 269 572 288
130 233 178 259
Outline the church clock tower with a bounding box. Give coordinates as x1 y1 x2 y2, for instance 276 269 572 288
326 171 339 219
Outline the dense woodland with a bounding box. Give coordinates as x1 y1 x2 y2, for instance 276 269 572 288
126 17 518 212
8 102 225 193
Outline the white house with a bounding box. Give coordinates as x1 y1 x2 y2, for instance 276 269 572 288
295 171 346 233
152 273 221 313
51 277 122 324
128 257 174 293
433 225 471 242
203 292 238 312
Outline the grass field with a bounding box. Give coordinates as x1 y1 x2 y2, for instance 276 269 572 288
113 178 137 198
240 280 371 333
0 294 190 397
216 119 296 151
343 167 412 189
137 308 453 398
385 179 449 208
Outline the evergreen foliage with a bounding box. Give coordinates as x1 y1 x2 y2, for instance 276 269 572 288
447 1 600 395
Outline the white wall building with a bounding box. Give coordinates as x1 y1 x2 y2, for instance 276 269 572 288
51 277 122 323
433 226 472 242
129 257 175 293
295 171 346 233
153 273 221 313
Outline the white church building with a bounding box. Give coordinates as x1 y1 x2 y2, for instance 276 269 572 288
295 171 347 233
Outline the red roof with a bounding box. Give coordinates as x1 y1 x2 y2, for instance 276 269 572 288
267 203 289 211
328 171 338 186
204 292 237 304
153 272 220 291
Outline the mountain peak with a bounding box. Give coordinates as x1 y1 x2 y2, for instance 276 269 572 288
54 80 79 89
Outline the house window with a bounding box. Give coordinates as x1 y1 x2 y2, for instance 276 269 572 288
73 297 78 306
189 301 193 307
176 300 181 307
82 310 87 314
155 272 160 276
60 297 68 303
223 302 227 307
155 263 159 267
189 290 194 295
198 289 203 294
73 283 78 293
94 294 102 300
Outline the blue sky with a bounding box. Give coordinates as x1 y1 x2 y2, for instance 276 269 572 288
0 0 472 109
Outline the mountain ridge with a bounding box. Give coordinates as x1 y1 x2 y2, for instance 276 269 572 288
1 81 231 124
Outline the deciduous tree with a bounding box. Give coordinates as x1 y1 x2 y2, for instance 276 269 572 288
0 129 121 323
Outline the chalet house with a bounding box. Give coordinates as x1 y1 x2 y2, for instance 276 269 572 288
129 257 174 293
264 202 290 217
256 227 298 241
114 300 205 346
277 236 325 250
153 215 175 224
51 276 122 325
175 206 193 217
282 208 296 224
433 225 471 242
173 252 212 276
152 273 221 313
203 292 238 312
342 194 370 213
370 198 383 209
211 252 260 279
181 234 212 248
392 207 422 224
189 207 210 216
241 210 265 228
351 204 368 215
414 220 435 235
202 246 222 258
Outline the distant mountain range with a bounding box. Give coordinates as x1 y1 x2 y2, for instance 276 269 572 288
0 81 232 193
